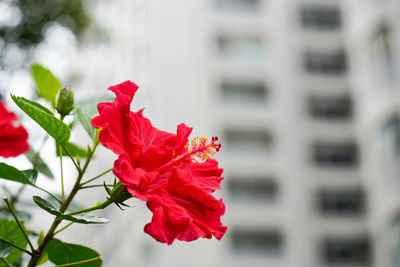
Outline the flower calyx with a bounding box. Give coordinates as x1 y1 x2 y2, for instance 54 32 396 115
56 86 74 117
104 181 132 210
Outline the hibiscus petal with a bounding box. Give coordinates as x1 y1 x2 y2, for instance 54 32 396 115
93 81 227 244
0 101 29 158
113 154 158 191
142 168 226 244
108 80 138 103
182 159 223 193
92 81 142 156
144 193 191 245
0 124 29 157
92 81 192 170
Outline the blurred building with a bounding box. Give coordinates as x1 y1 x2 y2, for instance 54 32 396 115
70 0 400 267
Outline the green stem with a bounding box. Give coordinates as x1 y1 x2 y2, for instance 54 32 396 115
0 257 11 267
3 197 34 252
53 222 74 236
80 184 113 189
53 256 102 267
65 199 112 216
27 142 99 267
0 237 33 255
58 144 65 200
80 168 113 186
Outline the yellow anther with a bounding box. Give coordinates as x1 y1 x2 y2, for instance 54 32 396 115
184 136 221 163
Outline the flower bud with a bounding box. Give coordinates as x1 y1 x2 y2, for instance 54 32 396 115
56 86 74 117
105 182 132 208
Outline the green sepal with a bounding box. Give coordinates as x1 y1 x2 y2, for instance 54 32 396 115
56 87 74 117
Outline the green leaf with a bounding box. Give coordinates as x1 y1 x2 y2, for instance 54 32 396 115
11 95 70 145
37 231 45 247
0 163 58 202
46 239 101 267
26 150 54 179
0 258 10 267
37 252 48 266
0 163 33 186
75 95 113 116
0 219 28 266
56 142 88 158
75 108 95 139
33 196 108 224
31 64 61 102
0 210 31 222
15 97 53 115
22 169 38 184
74 95 113 139
44 196 83 213
0 241 12 258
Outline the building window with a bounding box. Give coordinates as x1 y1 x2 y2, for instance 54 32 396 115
309 95 353 120
321 237 371 265
389 214 400 267
313 142 358 167
378 115 400 161
304 51 347 75
214 0 260 13
217 34 265 62
228 177 278 202
224 128 272 152
317 188 365 216
220 80 267 103
231 228 283 255
300 6 341 30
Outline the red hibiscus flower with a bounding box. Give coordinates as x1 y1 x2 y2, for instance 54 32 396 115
92 81 227 244
0 101 29 158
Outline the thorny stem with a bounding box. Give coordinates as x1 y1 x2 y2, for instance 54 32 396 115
3 197 34 252
27 141 100 267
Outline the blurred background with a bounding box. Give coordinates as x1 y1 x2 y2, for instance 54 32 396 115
3 0 400 266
